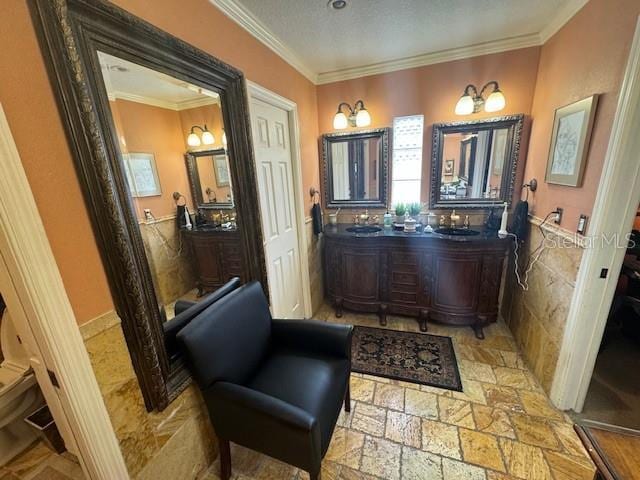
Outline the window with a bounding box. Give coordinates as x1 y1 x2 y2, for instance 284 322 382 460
391 115 424 208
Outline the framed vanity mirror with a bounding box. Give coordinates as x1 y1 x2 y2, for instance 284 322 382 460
186 149 234 209
321 128 390 208
430 115 524 209
30 0 267 410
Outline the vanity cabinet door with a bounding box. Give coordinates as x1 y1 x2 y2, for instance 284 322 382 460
341 249 379 301
190 236 224 286
432 256 481 313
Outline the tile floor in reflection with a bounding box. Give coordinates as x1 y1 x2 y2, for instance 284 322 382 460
199 304 596 480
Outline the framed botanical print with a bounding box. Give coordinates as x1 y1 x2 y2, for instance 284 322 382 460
545 95 598 187
122 152 162 197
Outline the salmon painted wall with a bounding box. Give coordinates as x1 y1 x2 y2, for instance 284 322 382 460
111 99 195 220
0 0 318 324
316 47 541 207
523 0 640 232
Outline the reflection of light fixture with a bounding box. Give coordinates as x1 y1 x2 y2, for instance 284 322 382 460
186 125 215 147
222 130 227 148
454 81 506 115
333 100 371 129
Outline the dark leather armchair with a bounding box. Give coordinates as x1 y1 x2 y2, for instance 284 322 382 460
177 281 353 480
163 277 241 361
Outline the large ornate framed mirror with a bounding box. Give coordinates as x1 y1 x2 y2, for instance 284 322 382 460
321 128 390 209
430 115 524 209
30 0 267 410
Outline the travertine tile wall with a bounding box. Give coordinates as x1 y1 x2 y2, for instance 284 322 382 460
81 313 216 479
139 217 196 306
306 218 324 314
502 219 584 393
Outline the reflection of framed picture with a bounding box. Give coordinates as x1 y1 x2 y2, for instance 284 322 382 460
546 95 598 187
444 159 454 176
214 154 230 187
122 152 161 197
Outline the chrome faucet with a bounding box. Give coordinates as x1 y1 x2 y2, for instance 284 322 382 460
449 209 460 228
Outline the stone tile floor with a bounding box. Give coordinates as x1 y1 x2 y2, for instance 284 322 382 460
200 305 596 480
0 441 83 480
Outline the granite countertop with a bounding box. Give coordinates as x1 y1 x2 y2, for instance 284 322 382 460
185 223 238 233
323 223 508 242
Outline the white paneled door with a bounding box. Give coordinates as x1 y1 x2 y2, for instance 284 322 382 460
251 98 304 319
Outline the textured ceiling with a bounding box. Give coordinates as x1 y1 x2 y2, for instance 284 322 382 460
232 0 575 74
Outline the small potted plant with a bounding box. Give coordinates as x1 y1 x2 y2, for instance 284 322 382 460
408 202 422 220
394 203 406 224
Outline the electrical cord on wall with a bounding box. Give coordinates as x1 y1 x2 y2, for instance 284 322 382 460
509 210 558 291
145 212 184 261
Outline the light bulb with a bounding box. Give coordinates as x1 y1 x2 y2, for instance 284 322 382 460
201 130 215 145
484 90 506 112
187 132 201 147
455 95 475 115
355 108 371 127
333 111 348 130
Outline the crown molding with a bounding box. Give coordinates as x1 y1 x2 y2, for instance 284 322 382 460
539 0 589 43
209 0 587 85
316 33 542 84
210 0 317 83
109 91 219 111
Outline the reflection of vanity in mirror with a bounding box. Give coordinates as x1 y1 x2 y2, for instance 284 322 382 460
322 128 390 208
183 148 247 296
430 115 524 208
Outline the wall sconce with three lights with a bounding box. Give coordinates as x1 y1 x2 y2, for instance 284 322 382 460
454 81 506 115
333 100 372 129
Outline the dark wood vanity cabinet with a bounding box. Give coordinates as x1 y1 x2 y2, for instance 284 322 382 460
324 230 509 338
184 229 247 296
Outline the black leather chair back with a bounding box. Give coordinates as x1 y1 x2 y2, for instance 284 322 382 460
163 278 241 360
177 281 272 388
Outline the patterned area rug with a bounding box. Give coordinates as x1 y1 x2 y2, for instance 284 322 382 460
351 326 462 392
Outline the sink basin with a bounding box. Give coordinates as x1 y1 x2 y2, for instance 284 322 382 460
346 226 382 234
434 227 480 236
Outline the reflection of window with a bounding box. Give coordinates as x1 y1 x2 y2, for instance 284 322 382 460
391 115 424 207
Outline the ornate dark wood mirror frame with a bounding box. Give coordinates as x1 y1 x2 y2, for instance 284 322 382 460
186 148 235 210
321 128 390 209
430 114 524 209
30 0 267 411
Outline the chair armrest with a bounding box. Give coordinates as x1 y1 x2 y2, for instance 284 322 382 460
174 299 197 316
207 382 316 432
204 382 323 472
271 319 353 359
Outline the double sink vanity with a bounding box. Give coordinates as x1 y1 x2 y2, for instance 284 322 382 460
321 115 524 338
324 224 509 339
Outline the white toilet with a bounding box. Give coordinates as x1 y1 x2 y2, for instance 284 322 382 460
0 308 43 465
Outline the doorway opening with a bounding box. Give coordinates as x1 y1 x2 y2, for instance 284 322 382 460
576 206 640 429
